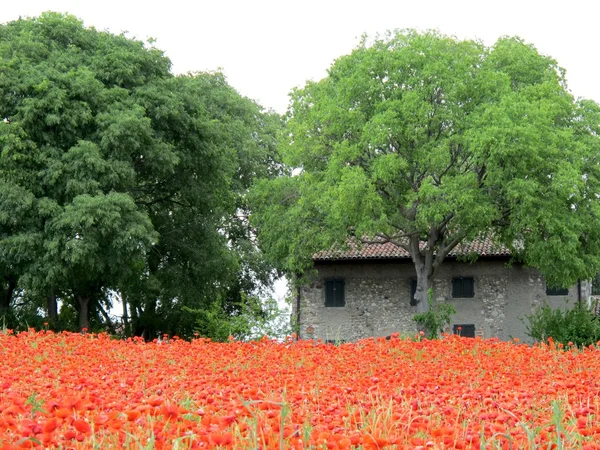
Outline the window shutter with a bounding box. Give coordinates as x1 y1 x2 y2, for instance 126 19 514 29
452 277 474 298
409 279 417 306
452 278 461 297
325 278 345 307
334 279 344 306
325 280 334 306
463 277 474 297
545 284 568 296
453 324 475 338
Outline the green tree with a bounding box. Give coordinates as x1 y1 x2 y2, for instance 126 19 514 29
0 13 280 334
121 73 281 339
0 182 37 321
251 30 600 314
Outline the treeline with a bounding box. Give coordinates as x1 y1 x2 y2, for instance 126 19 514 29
0 13 284 340
6 14 600 342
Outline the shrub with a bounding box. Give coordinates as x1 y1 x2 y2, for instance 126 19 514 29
188 294 291 342
413 289 456 339
524 302 600 347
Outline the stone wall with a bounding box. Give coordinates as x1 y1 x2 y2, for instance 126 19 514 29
297 258 591 343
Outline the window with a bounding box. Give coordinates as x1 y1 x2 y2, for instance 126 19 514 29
325 278 345 307
453 324 475 338
546 284 568 296
452 277 474 298
409 278 417 306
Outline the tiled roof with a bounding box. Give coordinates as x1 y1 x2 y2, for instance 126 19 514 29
313 236 511 261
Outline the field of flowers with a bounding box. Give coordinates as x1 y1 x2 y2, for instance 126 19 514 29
1 330 600 449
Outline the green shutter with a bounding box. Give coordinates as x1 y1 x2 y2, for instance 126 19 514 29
409 279 417 306
463 278 474 297
325 278 345 307
325 280 334 306
333 279 345 307
452 277 474 298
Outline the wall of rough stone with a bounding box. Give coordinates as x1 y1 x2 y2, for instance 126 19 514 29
298 258 591 343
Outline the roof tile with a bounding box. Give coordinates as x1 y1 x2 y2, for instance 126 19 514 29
313 236 511 261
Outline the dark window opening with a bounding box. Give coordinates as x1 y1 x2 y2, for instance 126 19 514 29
452 277 474 298
546 284 568 296
409 278 417 306
325 278 345 307
453 324 475 338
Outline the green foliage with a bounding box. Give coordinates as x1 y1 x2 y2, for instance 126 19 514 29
25 392 47 418
251 29 600 313
413 289 455 338
524 302 600 347
0 13 281 338
188 295 291 342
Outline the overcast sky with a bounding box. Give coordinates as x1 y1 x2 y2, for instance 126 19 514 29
2 1 599 114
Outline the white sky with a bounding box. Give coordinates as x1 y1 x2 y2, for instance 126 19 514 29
2 0 600 114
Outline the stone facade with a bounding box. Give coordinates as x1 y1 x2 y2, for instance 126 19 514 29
295 257 591 343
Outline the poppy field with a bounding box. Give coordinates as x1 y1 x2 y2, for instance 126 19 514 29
1 330 600 449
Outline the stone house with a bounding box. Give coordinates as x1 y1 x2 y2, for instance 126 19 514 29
294 238 591 343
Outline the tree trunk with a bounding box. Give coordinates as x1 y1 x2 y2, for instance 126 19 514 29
141 298 157 341
122 295 129 335
0 276 16 319
47 288 58 322
76 295 90 330
129 302 139 337
410 237 438 336
98 303 116 335
410 233 435 315
414 264 432 314
0 294 9 318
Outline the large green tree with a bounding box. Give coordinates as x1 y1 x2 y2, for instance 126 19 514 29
251 30 600 314
0 13 280 334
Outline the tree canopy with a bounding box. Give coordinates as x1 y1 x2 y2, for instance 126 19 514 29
0 13 281 337
251 30 600 313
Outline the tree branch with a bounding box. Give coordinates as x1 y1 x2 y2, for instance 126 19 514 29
98 304 117 335
477 163 487 186
360 232 414 253
437 212 455 235
409 233 423 267
432 143 464 186
135 195 195 209
433 231 467 270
